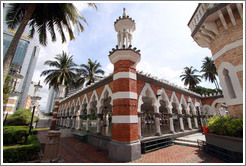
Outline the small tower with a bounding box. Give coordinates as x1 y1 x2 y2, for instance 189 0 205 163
114 8 136 49
108 8 141 162
51 80 67 130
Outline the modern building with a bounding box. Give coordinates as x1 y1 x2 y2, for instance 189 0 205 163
50 8 228 162
188 3 243 117
3 4 40 118
45 87 58 113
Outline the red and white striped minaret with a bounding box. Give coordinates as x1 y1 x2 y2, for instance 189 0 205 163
51 81 66 130
108 8 141 162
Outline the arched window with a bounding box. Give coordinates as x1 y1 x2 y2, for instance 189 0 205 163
223 68 236 99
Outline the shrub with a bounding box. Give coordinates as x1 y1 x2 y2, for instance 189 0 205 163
3 135 41 163
207 116 243 137
3 126 37 145
5 108 39 126
44 112 53 116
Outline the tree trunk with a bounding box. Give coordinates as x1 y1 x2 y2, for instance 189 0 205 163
214 78 220 90
3 4 37 82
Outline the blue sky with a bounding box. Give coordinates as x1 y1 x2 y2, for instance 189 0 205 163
32 2 215 111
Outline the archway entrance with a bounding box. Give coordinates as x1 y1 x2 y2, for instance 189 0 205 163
159 100 170 134
172 102 180 132
141 96 156 137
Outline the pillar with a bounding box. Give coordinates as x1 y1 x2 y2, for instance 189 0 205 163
154 113 161 136
194 115 198 128
187 115 192 130
97 113 102 134
168 114 175 134
50 98 61 130
178 114 185 132
109 8 140 162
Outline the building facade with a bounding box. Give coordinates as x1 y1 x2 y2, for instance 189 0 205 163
188 3 243 117
45 87 58 113
51 8 227 162
3 4 40 118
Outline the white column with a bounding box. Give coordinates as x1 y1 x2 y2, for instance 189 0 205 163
86 115 90 131
96 115 101 134
129 33 132 46
117 32 120 47
77 116 81 130
179 115 185 132
120 31 124 48
169 115 175 133
155 114 161 136
125 30 129 47
187 116 192 130
194 116 198 128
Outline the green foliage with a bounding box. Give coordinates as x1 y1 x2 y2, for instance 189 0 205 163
90 111 98 120
3 126 36 145
207 116 243 137
5 108 39 126
44 112 53 116
3 75 12 104
3 135 41 163
191 86 222 95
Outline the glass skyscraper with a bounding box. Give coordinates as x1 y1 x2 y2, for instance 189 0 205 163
3 4 40 117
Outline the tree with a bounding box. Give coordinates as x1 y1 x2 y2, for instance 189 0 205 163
77 59 105 86
40 51 78 91
3 75 13 104
201 56 220 89
180 66 201 90
5 108 39 126
3 3 97 82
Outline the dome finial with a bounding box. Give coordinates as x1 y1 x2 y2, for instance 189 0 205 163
123 8 126 17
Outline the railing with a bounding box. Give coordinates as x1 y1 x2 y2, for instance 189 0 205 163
188 3 210 33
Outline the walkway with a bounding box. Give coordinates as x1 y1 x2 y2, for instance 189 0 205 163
37 130 225 163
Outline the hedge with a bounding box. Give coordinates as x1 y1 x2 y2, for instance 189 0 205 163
3 126 37 145
207 116 243 137
3 135 41 163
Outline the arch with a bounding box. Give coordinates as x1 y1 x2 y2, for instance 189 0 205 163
75 97 81 115
218 62 243 106
180 95 189 114
99 84 113 106
170 92 180 114
201 104 212 115
88 90 99 106
138 83 158 113
158 88 172 113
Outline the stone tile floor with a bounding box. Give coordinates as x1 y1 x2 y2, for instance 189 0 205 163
37 130 225 163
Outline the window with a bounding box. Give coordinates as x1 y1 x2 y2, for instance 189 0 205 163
3 33 29 69
223 68 236 99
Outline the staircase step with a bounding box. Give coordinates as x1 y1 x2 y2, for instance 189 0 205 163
175 138 198 143
174 140 199 148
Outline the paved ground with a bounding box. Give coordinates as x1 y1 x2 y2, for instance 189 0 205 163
37 130 225 163
177 132 206 142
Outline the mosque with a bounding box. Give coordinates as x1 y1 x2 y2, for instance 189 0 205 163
51 3 243 162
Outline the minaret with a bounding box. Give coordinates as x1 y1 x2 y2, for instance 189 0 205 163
108 8 141 162
51 80 67 130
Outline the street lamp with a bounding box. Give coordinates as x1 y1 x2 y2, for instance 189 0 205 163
28 81 42 135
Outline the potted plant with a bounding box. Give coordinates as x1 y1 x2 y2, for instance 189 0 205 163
205 116 243 153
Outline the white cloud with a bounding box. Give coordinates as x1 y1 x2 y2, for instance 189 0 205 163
31 2 217 111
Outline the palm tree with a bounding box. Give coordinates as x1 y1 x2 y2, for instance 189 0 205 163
180 66 201 90
77 59 105 86
40 51 78 91
201 56 220 90
3 3 97 81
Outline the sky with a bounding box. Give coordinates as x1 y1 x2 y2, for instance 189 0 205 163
30 2 215 111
